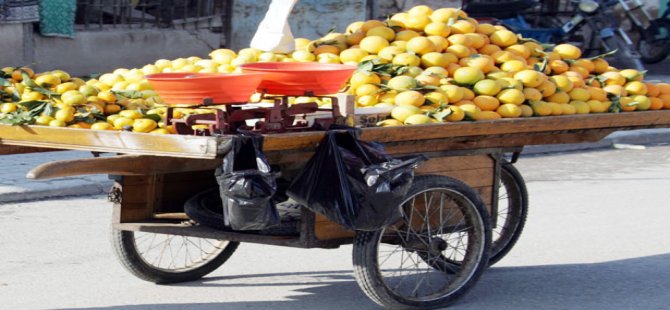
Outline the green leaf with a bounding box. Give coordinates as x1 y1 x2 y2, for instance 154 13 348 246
431 108 453 121
43 102 55 117
21 72 39 88
412 84 439 91
11 87 20 102
21 72 58 96
0 111 35 125
392 65 410 76
112 90 143 99
143 113 162 122
588 49 618 60
357 60 375 73
607 93 622 113
389 25 404 32
326 25 336 34
0 77 11 87
18 100 48 111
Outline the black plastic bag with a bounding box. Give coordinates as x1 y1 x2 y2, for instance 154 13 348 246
287 129 426 231
215 134 279 230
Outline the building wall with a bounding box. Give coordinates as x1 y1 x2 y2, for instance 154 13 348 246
33 29 219 76
230 0 369 49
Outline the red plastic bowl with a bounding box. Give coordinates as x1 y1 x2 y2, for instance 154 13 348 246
145 72 265 106
239 62 357 96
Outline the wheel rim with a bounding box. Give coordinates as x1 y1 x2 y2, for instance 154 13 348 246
492 170 521 255
375 188 486 302
132 232 230 273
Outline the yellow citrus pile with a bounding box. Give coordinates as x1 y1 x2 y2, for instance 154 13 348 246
2 5 670 132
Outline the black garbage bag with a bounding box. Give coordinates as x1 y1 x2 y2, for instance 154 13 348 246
287 129 426 231
215 133 279 230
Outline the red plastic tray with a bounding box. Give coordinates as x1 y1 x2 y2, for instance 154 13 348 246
239 62 356 96
146 72 265 106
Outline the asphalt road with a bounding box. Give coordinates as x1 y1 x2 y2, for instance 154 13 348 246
1 145 669 309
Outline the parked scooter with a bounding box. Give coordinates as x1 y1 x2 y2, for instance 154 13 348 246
617 0 670 64
463 0 646 70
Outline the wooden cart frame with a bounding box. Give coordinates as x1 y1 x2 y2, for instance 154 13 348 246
3 110 670 308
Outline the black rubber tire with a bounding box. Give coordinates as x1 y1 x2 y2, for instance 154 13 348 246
184 187 230 231
184 187 300 236
603 35 645 71
489 162 529 266
110 228 239 284
639 19 670 64
352 175 491 309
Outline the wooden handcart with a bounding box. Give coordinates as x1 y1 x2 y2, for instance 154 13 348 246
2 110 670 309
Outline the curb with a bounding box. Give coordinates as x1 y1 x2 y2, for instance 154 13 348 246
1 128 670 203
523 128 670 155
0 181 113 204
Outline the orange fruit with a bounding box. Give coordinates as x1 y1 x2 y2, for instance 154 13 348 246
505 44 531 59
657 83 670 94
602 84 626 97
649 97 664 110
546 90 571 104
646 83 660 97
473 95 501 111
490 30 518 47
478 44 502 55
588 86 608 101
592 58 610 74
497 88 525 105
553 43 582 60
523 87 543 101
659 94 670 109
475 110 502 120
549 59 569 74
497 103 522 118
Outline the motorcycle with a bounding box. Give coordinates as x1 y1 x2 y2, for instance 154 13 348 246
616 0 670 64
463 0 646 70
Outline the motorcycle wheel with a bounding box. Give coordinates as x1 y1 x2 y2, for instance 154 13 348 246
639 19 670 64
603 35 645 71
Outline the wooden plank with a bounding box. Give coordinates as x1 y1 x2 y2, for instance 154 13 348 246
416 155 493 173
0 124 226 159
113 222 307 247
382 129 615 155
314 213 355 240
27 155 220 180
430 168 495 188
117 175 159 222
0 145 60 155
2 111 668 159
262 111 670 151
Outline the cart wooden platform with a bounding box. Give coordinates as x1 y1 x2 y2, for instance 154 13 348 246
3 110 670 309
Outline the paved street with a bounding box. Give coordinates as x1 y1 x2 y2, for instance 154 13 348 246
0 145 669 309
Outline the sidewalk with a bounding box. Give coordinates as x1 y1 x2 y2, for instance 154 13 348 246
1 128 669 204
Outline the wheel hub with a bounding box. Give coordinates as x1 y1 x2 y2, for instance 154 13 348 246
430 238 448 252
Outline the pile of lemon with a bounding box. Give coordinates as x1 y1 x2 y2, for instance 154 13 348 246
2 5 670 132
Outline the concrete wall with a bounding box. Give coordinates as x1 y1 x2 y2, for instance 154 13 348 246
1 24 220 76
33 29 220 76
230 0 369 49
0 24 31 67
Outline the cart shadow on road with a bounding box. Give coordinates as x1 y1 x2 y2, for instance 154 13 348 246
58 253 670 310
455 253 670 309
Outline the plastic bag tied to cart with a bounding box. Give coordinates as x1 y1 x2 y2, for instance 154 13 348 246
216 134 280 230
287 129 427 231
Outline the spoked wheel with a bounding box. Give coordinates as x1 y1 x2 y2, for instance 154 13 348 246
489 161 529 266
353 175 491 309
639 19 670 64
111 229 239 284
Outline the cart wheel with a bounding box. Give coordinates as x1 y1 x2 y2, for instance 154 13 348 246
110 229 238 284
353 175 491 309
489 161 528 266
